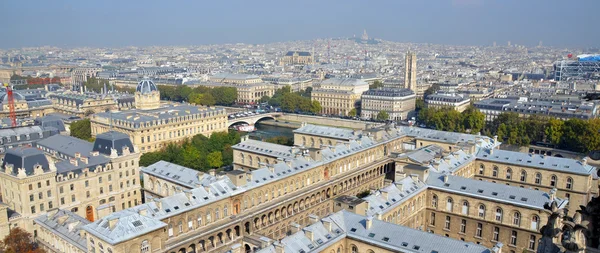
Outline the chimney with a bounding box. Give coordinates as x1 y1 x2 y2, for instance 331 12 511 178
365 216 373 230
323 219 332 232
69 158 78 166
274 242 285 253
75 152 81 158
582 157 588 166
285 159 292 168
380 191 388 200
208 169 216 177
308 214 319 224
90 151 100 156
184 190 193 200
155 199 162 210
443 174 449 183
138 208 147 216
550 188 557 202
197 172 204 182
494 135 498 143
290 223 301 233
203 185 211 194
80 156 88 164
411 174 419 182
108 218 119 230
309 149 322 161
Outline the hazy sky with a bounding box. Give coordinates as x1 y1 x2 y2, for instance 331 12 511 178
1 0 598 49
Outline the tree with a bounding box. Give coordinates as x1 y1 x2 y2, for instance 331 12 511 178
423 83 440 97
259 95 270 103
376 111 390 121
139 152 166 167
461 106 485 133
180 144 202 170
211 87 238 105
84 109 96 117
348 108 357 117
207 151 223 168
545 118 564 146
70 119 92 141
310 100 322 114
415 98 425 111
369 80 384 89
1 227 46 253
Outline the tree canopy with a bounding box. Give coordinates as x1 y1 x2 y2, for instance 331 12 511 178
265 86 320 114
158 85 237 106
376 111 390 121
70 118 93 142
369 80 384 90
139 130 241 171
0 227 45 253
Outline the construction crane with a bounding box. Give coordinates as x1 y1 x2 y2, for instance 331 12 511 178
3 83 17 127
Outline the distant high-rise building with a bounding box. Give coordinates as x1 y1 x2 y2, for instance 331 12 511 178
538 40 543 47
507 41 511 47
493 41 497 47
404 51 417 92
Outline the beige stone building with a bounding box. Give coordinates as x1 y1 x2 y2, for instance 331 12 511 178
90 80 228 153
312 78 369 116
360 88 416 121
209 73 262 84
280 51 314 66
0 131 141 240
4 124 596 253
425 92 471 112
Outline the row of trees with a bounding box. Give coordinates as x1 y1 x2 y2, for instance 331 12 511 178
488 113 600 153
158 85 237 106
417 106 486 134
139 130 241 171
70 118 94 142
83 77 135 93
262 86 321 114
264 136 294 146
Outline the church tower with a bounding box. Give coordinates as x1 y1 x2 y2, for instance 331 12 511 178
134 79 160 110
404 51 417 92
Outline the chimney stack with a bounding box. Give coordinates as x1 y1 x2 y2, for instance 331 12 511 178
365 216 373 230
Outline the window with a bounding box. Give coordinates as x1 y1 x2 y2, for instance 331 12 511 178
99 177 103 183
513 212 521 226
29 184 33 191
495 208 503 222
29 194 34 201
197 215 202 227
432 195 438 208
510 231 517 245
168 224 173 237
85 180 89 187
47 190 51 197
38 182 42 188
70 184 74 191
460 219 466 233
31 206 36 214
550 175 557 187
535 173 542 184
430 212 436 226
178 221 183 233
492 166 498 177
493 227 500 241
529 235 536 250
478 164 485 175
141 240 150 253
351 245 358 253
478 204 486 218
445 216 451 229
531 215 540 230
462 201 469 215
476 223 482 237
188 218 193 229
566 177 573 189
38 192 43 200
49 201 53 209
520 170 527 182
71 195 76 202
59 186 64 194
506 168 512 180
224 205 228 217
446 198 453 212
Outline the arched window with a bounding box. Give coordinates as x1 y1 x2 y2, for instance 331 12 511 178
432 195 438 208
529 235 536 250
506 168 512 180
513 212 521 226
188 217 193 229
351 245 358 253
240 153 245 164
478 204 486 218
492 166 498 177
531 215 540 230
535 173 542 184
495 208 503 222
224 205 229 217
479 164 485 175
141 240 150 253
168 224 174 237
446 198 453 212
462 201 469 215
178 221 183 233
215 208 220 220
520 170 527 182
566 177 573 189
550 175 557 187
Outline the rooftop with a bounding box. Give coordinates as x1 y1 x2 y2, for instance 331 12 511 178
476 149 595 175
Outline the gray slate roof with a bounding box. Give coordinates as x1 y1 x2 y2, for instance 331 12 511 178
232 139 295 159
141 161 216 189
256 210 495 253
293 124 357 141
1 147 50 176
476 149 595 175
34 209 90 251
36 134 93 159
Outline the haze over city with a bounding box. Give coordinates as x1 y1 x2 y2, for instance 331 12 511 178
2 0 600 48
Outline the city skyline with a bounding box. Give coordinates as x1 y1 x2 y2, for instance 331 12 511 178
1 0 599 49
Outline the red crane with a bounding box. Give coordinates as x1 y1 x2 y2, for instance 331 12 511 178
4 83 17 127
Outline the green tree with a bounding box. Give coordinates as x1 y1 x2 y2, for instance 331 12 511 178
348 108 357 117
139 152 166 167
423 83 440 97
280 93 297 112
496 123 507 141
415 98 425 111
207 151 223 168
211 87 238 105
310 100 322 114
259 95 270 103
180 144 202 170
461 106 485 133
70 119 92 141
369 80 384 89
545 118 564 146
376 111 390 121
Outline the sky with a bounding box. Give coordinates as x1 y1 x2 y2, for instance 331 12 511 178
1 0 599 49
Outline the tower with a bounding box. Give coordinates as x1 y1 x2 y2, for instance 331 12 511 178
404 51 417 91
135 79 160 110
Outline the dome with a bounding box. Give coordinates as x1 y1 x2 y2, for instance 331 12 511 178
136 80 158 94
0 92 27 102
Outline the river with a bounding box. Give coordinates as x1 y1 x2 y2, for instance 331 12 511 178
243 119 295 141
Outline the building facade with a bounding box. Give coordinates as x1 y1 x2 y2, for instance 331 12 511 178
360 88 416 121
280 51 314 66
425 92 471 112
312 78 369 116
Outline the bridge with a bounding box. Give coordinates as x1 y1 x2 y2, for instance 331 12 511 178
227 113 282 127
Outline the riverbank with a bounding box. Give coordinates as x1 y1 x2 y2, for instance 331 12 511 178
258 119 301 128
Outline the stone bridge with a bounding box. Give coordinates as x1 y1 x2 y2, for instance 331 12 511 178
227 113 282 127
